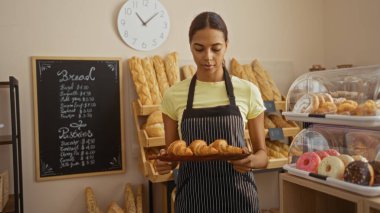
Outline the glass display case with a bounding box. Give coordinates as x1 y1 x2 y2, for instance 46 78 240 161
282 65 380 127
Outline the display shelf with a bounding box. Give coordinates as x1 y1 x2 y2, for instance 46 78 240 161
280 173 364 213
364 197 380 213
0 77 23 213
0 135 12 145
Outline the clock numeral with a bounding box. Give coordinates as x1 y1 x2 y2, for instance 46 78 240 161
163 21 168 29
141 42 147 49
160 33 164 39
160 10 165 18
125 8 132 15
143 0 149 7
132 38 138 45
123 30 128 38
120 19 126 26
132 0 139 8
152 39 157 47
154 1 157 9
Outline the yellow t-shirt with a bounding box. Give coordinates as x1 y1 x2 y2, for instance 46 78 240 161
160 76 266 136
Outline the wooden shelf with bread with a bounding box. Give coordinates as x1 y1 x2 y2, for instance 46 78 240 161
230 58 301 170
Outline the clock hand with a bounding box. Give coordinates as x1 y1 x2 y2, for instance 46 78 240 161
135 12 146 26
144 12 159 25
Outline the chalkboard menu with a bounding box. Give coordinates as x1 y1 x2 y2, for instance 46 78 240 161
32 57 125 181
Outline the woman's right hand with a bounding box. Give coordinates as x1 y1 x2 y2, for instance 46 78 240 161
154 149 178 175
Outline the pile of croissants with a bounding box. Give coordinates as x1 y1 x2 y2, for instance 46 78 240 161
167 139 244 157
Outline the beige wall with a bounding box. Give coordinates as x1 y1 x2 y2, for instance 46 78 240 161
1 0 378 212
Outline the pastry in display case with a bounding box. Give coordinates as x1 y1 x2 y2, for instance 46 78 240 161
282 65 380 127
284 124 380 196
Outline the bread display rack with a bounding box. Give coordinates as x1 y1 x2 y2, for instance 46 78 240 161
0 77 23 213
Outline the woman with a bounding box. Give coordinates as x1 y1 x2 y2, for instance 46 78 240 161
155 11 268 213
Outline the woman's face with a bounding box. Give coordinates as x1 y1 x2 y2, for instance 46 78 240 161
190 28 228 77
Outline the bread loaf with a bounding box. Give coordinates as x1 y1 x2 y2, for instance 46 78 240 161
268 114 293 128
85 187 102 213
252 59 282 101
107 202 124 213
181 65 196 80
251 60 273 100
164 52 180 86
128 57 153 105
136 185 143 213
141 57 162 104
242 64 258 86
152 55 170 96
124 183 136 213
146 110 163 125
264 114 276 128
167 140 193 156
230 58 244 78
145 123 164 137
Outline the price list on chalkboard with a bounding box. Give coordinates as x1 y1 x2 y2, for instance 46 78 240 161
33 57 124 180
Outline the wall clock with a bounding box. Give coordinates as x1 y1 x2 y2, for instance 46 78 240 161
117 0 170 51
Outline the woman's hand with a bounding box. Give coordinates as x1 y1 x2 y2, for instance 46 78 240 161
229 147 254 173
154 149 178 175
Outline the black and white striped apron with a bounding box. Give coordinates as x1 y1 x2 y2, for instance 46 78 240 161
175 69 260 213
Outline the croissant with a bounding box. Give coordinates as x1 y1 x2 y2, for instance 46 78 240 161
167 140 193 156
189 140 218 156
210 139 243 155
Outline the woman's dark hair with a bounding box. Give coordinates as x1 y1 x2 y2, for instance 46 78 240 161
188 11 228 43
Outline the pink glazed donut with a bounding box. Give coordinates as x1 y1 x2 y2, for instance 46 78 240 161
296 152 321 173
315 150 329 160
325 149 340 156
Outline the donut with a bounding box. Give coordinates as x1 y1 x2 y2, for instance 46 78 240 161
344 161 374 186
325 149 340 156
315 150 329 160
338 154 354 167
317 94 326 105
318 156 345 179
321 93 334 103
369 161 380 186
352 155 368 162
292 93 319 113
296 152 321 173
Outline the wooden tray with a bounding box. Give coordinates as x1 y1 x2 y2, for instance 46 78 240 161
148 153 251 162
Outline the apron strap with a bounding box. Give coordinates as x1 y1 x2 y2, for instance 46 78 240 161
186 67 236 110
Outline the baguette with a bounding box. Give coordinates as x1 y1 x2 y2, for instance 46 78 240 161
141 57 162 104
251 60 273 101
252 59 282 101
107 202 124 213
136 185 143 213
164 52 180 86
242 64 258 86
128 57 153 105
230 58 244 78
124 183 136 213
85 187 102 213
181 65 196 80
152 55 170 96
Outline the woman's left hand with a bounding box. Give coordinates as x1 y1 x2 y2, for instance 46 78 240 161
229 147 254 173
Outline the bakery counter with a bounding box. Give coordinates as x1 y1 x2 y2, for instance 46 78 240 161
280 173 380 213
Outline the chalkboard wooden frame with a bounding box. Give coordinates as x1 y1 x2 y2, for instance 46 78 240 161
32 56 125 181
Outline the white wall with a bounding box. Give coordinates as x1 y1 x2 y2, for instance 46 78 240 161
1 0 376 212
324 0 380 68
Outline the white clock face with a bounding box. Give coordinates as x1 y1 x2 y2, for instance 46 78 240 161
117 0 170 51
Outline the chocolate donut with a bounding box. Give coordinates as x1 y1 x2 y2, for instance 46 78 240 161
343 161 374 186
369 161 380 186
